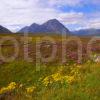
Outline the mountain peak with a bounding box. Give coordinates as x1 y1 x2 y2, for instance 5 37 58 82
31 23 39 26
44 19 61 25
47 19 59 22
19 19 70 34
0 25 12 33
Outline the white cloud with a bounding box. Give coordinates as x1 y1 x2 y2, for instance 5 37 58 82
58 12 84 24
58 11 100 30
0 0 100 32
0 0 60 31
84 18 100 29
80 12 100 29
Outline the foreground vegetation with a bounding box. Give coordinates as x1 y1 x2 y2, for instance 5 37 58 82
0 60 100 100
0 34 99 99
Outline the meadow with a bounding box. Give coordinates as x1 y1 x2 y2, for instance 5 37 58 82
0 34 99 100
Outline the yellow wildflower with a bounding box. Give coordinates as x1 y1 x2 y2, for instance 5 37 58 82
43 73 62 86
43 76 50 86
64 76 75 84
7 82 16 90
70 68 79 75
0 82 16 94
51 73 62 82
26 86 36 94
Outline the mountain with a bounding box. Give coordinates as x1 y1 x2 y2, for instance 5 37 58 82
72 29 100 36
0 25 12 33
19 19 70 35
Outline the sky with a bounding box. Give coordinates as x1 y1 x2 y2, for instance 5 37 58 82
0 0 100 32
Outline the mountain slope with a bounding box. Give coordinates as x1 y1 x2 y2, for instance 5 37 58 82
72 29 100 36
0 25 12 33
19 19 70 34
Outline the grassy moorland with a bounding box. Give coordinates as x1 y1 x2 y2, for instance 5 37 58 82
0 34 99 100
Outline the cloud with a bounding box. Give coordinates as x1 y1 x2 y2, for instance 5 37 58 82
42 0 100 7
0 0 100 32
44 0 83 7
57 11 100 30
81 12 100 29
84 18 100 29
58 12 84 24
0 0 60 31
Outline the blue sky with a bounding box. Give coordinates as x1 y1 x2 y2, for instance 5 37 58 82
0 0 100 32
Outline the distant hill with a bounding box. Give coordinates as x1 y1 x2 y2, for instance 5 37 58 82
0 25 12 33
18 19 70 35
0 21 99 36
72 29 100 36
